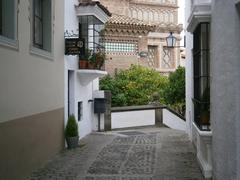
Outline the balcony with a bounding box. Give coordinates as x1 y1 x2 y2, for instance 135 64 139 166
77 69 107 86
77 55 107 85
74 1 111 86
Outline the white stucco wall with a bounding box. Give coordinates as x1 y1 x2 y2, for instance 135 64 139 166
111 110 155 129
162 109 186 131
211 1 240 179
185 0 213 178
64 0 103 138
65 57 100 138
186 0 240 179
0 0 65 123
185 0 194 140
76 75 94 138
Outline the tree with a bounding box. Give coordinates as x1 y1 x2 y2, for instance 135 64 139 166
100 65 186 116
162 66 185 115
100 65 168 107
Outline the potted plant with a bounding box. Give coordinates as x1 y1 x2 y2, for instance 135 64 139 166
88 50 105 70
95 51 105 70
88 52 96 69
65 114 79 149
79 49 105 70
79 49 92 69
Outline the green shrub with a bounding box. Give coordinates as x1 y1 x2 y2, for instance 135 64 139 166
65 115 78 137
100 65 168 107
100 65 185 116
162 66 185 115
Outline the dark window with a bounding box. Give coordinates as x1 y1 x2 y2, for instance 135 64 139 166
33 0 51 51
78 102 83 121
193 23 210 131
0 0 2 34
33 0 43 48
0 0 15 39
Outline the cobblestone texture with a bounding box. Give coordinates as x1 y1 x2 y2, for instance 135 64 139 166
27 127 205 180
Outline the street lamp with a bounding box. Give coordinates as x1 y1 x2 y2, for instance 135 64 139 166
163 32 185 68
166 32 177 48
165 32 185 48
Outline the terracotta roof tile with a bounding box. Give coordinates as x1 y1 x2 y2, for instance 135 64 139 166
107 14 154 27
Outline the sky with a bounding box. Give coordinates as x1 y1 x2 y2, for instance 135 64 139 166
178 0 185 26
178 0 186 46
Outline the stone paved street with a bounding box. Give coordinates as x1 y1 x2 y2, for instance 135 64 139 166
27 127 205 180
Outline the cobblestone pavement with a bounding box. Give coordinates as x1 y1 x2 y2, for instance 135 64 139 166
27 127 205 180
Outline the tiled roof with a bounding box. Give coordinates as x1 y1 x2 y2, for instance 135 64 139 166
107 14 154 27
105 13 182 34
77 0 112 16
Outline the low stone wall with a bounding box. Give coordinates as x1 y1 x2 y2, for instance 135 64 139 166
110 105 186 130
111 109 155 129
163 108 186 131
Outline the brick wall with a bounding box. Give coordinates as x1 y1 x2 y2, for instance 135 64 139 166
105 55 138 75
99 0 130 16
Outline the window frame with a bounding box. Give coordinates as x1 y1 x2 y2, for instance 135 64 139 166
79 15 105 56
30 0 54 60
0 0 18 50
33 0 43 49
148 45 158 68
161 46 175 70
192 22 211 131
0 0 2 35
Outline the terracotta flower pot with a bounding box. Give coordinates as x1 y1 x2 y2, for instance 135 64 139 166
79 60 88 69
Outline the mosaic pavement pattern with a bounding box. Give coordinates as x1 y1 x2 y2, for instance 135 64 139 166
27 128 205 180
86 134 157 179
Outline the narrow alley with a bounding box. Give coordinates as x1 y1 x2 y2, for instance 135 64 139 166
27 127 204 180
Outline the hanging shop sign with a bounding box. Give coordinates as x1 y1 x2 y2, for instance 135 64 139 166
65 38 85 55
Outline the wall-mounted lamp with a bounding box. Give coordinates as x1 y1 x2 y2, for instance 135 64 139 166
162 32 186 68
166 32 176 48
165 32 186 48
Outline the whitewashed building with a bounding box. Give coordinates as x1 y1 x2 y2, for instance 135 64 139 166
185 0 240 179
0 0 64 179
64 0 111 138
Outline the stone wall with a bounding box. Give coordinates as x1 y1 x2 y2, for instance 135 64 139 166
99 0 130 16
105 55 139 75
